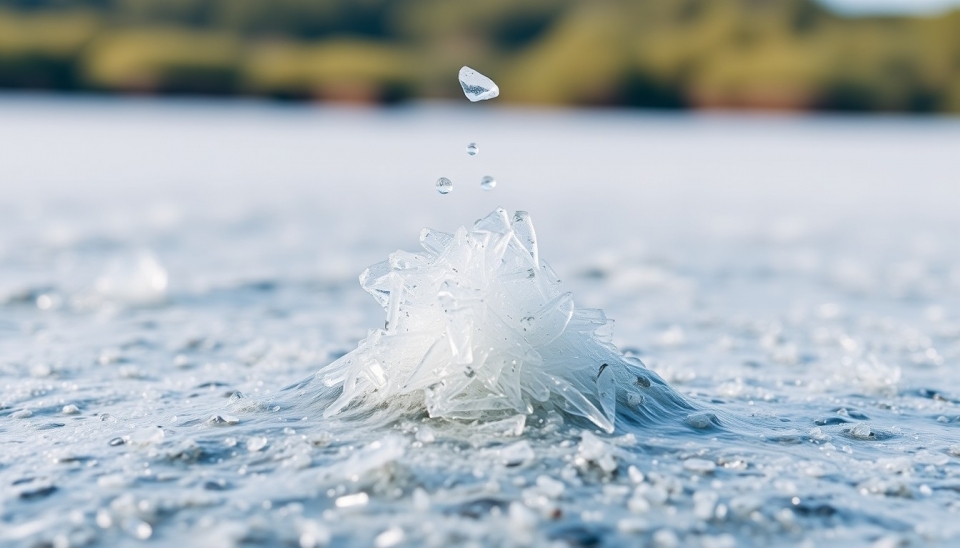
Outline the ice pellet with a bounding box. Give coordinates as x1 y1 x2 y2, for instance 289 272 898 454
480 175 497 190
466 142 478 156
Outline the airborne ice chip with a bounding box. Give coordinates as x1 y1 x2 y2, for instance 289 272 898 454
459 66 500 102
307 209 690 432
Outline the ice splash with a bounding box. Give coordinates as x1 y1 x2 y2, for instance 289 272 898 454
458 66 499 102
310 209 691 432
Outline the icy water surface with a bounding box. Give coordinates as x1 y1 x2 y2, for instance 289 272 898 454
2 97 960 547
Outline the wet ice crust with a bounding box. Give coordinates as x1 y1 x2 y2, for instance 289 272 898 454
313 209 690 432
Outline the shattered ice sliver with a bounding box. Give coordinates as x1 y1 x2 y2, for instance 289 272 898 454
311 208 690 432
459 66 500 102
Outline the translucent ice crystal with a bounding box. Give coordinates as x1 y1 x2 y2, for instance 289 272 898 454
312 209 690 432
459 66 499 102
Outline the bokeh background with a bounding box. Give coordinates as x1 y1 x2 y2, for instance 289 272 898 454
4 3 960 546
3 0 960 113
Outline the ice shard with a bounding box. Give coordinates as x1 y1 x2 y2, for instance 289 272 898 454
459 66 500 102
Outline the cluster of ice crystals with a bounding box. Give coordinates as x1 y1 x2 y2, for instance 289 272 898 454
317 209 682 432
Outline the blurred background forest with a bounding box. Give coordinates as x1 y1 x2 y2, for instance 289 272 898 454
2 0 960 113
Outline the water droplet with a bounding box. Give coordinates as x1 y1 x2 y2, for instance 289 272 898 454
466 142 478 156
458 66 499 102
436 177 453 195
480 176 497 191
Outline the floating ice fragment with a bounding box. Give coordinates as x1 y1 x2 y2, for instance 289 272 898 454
304 209 691 432
459 66 499 102
480 175 497 191
436 177 453 194
467 142 478 156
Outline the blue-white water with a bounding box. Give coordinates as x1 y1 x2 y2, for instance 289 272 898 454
2 96 960 547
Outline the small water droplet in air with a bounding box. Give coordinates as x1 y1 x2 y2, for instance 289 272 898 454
480 176 497 191
466 143 478 156
436 177 453 194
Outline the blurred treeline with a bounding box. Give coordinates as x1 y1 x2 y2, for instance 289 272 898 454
2 0 960 112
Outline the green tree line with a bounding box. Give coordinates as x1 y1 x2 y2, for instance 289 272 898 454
2 0 960 112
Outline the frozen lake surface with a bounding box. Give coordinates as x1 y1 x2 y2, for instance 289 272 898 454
2 96 960 547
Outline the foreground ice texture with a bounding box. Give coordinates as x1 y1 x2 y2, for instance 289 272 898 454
311 209 690 432
458 66 500 102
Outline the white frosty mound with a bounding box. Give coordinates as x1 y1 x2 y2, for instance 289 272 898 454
311 209 691 432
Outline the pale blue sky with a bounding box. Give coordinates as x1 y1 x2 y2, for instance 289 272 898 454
820 0 960 14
